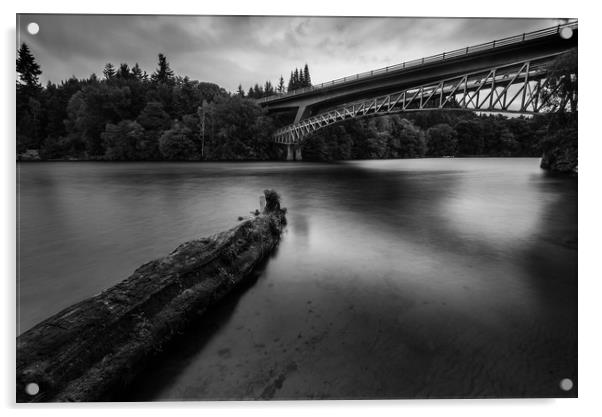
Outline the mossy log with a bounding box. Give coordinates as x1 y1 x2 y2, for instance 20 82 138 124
16 190 287 402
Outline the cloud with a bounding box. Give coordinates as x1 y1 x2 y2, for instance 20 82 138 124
17 14 565 91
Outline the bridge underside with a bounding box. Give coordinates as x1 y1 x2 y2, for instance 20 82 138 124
273 56 573 146
262 23 577 150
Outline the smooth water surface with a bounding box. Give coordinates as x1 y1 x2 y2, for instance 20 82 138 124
17 159 577 398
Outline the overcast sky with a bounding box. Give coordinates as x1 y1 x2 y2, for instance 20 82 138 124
17 15 568 92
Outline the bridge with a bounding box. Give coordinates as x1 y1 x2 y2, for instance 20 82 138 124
258 22 578 160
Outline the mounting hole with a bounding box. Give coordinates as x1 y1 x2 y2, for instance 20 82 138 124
559 27 573 40
25 382 40 396
27 22 40 35
559 378 573 391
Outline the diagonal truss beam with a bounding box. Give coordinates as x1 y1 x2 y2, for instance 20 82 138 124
273 56 572 145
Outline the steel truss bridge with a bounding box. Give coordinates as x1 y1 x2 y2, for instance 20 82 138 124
259 22 578 153
274 57 565 145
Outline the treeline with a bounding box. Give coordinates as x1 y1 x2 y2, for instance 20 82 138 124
239 64 312 99
17 44 281 161
302 110 577 167
17 42 576 170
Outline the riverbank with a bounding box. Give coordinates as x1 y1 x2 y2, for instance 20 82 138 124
17 155 579 176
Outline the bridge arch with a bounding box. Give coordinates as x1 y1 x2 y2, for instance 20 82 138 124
273 56 572 146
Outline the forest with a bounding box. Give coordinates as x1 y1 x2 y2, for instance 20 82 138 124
302 111 575 163
16 43 577 172
17 45 287 161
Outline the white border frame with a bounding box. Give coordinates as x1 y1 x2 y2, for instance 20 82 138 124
3 1 600 416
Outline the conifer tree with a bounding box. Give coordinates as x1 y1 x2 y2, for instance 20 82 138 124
16 43 42 89
103 63 116 80
293 68 300 90
16 42 44 151
252 83 264 98
304 63 311 87
151 53 175 85
264 81 274 97
131 63 147 81
277 75 285 93
298 68 305 88
116 63 131 79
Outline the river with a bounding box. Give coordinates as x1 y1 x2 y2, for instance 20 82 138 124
17 158 577 399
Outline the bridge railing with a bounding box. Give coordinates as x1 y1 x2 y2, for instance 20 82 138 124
258 21 577 104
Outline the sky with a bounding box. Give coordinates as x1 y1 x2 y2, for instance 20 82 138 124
17 15 569 92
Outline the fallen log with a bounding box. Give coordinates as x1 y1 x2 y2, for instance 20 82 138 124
16 189 287 402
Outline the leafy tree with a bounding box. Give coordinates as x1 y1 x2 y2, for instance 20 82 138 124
496 128 519 156
172 77 202 119
102 120 145 160
135 101 171 159
195 82 227 103
540 115 577 172
304 124 353 161
390 117 426 158
203 95 277 160
303 116 424 161
506 117 538 156
39 136 76 159
455 119 484 155
158 123 197 160
426 123 457 156
64 83 132 156
541 48 577 112
137 101 171 131
16 97 44 152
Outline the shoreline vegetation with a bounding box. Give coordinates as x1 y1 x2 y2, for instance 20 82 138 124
15 155 554 162
17 190 287 402
17 44 577 173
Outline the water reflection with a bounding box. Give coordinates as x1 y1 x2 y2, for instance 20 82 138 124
17 159 577 399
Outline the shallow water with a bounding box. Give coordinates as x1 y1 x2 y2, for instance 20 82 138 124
17 158 577 399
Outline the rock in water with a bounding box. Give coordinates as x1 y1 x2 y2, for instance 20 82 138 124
540 126 578 174
16 190 287 402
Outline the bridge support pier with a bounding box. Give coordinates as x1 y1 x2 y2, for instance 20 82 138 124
286 144 302 161
294 145 303 161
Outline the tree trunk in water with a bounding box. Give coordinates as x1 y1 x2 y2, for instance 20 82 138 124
16 190 287 402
